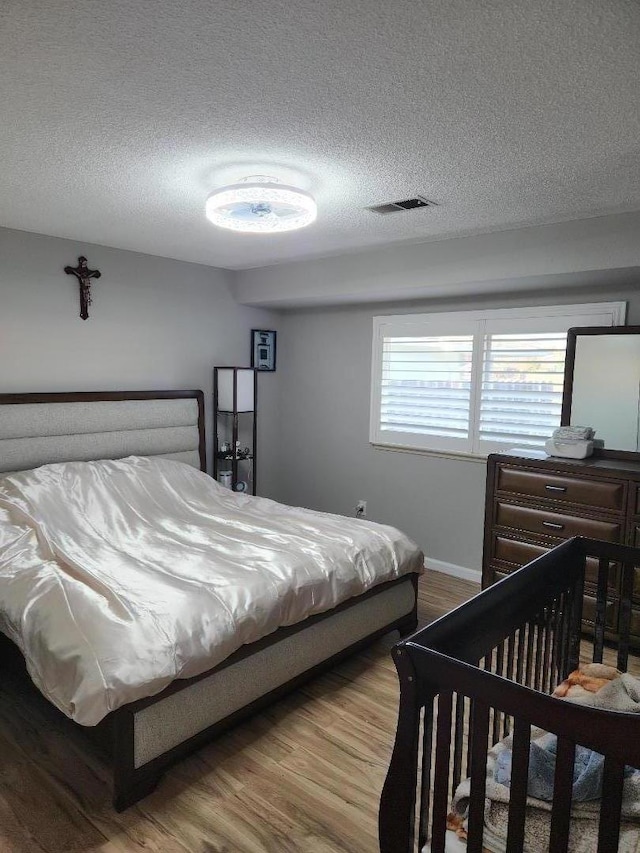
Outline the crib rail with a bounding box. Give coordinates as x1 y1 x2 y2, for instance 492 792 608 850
379 537 640 853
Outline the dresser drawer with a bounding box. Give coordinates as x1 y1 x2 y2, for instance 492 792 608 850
493 536 548 567
492 534 619 590
497 466 625 512
484 453 640 649
495 501 622 542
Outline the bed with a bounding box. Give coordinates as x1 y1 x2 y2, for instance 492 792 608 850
0 389 422 811
379 536 640 853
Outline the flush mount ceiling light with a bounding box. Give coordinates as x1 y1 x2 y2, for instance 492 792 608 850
205 175 317 233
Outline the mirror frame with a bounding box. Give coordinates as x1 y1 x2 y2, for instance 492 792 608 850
561 325 640 461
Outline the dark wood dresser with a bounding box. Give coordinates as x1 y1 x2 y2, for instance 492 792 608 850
483 451 640 645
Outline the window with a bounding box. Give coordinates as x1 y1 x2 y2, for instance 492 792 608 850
370 302 626 456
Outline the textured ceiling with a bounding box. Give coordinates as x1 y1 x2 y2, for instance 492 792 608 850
1 0 639 271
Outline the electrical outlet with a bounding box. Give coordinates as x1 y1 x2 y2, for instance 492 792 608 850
356 500 367 518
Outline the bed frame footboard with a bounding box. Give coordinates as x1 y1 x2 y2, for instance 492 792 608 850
108 572 419 811
380 538 640 853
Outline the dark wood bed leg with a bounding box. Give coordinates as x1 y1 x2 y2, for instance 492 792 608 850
397 573 419 636
113 770 163 812
112 708 163 811
397 610 418 637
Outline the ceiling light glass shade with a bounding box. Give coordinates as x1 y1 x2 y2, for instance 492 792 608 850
205 176 317 233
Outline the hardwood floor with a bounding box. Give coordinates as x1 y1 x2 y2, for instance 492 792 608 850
0 571 478 853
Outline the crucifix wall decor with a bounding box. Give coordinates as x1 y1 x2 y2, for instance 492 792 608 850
64 256 102 320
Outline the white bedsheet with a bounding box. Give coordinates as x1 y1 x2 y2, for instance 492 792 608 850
0 456 422 725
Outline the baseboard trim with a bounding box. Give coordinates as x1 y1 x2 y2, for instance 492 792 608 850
425 557 482 584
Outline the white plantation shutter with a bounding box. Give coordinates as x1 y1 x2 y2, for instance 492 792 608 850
478 331 567 449
381 335 473 441
371 303 626 456
372 315 479 452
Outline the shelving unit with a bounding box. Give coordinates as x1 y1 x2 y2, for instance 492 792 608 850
213 366 257 495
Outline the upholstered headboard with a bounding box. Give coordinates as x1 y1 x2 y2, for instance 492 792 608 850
0 391 206 474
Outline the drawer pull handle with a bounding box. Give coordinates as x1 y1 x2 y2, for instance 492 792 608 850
543 521 565 530
545 485 567 493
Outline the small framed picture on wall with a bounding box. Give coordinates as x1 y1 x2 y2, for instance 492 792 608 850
251 329 277 372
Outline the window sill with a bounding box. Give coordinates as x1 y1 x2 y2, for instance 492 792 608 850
370 441 488 463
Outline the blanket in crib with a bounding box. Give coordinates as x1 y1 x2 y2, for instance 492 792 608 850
424 665 640 853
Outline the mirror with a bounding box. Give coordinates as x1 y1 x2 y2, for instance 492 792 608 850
562 326 640 456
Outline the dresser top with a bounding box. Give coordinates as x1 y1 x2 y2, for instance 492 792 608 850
491 450 640 477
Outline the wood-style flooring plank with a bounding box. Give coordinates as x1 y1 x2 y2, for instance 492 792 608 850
0 571 477 853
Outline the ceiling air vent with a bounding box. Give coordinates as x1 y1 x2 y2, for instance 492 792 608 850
368 195 437 214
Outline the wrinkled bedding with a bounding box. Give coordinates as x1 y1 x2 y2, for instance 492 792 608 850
0 456 422 725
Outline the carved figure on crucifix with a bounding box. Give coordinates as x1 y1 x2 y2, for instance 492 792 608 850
64 256 102 320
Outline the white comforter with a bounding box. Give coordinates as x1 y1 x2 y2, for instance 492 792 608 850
0 456 422 725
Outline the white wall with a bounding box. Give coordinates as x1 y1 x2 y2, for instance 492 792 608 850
275 284 640 572
234 211 640 569
0 227 281 496
234 211 640 308
4 221 640 573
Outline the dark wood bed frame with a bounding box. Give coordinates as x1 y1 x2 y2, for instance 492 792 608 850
0 389 419 811
110 573 418 810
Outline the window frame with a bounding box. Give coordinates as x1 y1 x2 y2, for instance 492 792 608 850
370 302 627 458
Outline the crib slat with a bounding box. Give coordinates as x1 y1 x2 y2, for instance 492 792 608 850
503 632 516 736
593 557 609 663
617 561 634 672
544 605 555 694
516 625 526 685
534 617 544 691
496 641 505 677
597 757 625 853
465 662 481 784
505 717 530 852
550 596 563 684
466 699 490 853
452 693 465 795
493 641 506 743
540 607 550 694
548 736 575 852
493 642 504 743
482 648 496 749
430 692 453 853
418 700 434 851
525 622 535 687
557 590 570 679
567 571 584 674
505 631 516 682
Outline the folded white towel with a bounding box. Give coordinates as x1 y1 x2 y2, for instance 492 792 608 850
552 426 595 441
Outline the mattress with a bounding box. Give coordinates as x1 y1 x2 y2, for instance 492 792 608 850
0 456 422 725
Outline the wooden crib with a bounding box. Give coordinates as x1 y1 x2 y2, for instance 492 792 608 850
379 537 640 853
